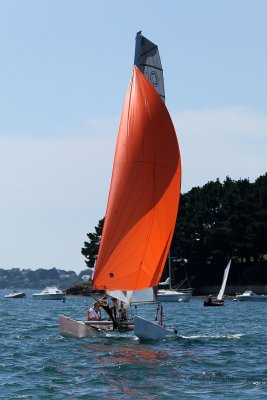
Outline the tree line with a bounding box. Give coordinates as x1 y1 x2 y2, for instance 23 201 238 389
0 268 88 289
81 174 267 289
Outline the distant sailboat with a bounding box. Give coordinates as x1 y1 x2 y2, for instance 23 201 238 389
204 260 231 307
157 254 192 302
60 31 181 339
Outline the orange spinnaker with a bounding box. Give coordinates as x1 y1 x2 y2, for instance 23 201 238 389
93 66 181 290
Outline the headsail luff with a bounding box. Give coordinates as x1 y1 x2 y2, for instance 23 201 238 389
93 34 181 291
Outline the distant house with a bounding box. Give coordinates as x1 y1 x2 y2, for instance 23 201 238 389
81 275 90 282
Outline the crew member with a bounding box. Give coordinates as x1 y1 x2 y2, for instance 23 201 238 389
88 301 101 320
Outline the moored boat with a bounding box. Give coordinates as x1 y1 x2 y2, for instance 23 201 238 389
157 289 192 302
32 286 65 300
204 260 231 307
236 290 267 302
204 296 224 307
157 257 192 303
4 291 26 299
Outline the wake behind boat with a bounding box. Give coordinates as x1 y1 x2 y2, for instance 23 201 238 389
33 286 65 300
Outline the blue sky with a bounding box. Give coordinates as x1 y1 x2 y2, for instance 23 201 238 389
0 0 266 272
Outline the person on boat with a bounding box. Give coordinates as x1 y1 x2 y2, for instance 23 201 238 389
88 301 101 321
109 298 119 320
118 304 128 321
207 295 213 303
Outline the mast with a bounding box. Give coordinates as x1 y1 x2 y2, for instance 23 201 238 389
168 253 172 290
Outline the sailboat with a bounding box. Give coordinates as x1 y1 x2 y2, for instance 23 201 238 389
204 259 231 307
59 31 181 339
157 254 192 302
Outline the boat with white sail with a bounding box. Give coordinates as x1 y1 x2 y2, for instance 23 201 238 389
157 257 192 302
204 260 231 307
60 31 181 339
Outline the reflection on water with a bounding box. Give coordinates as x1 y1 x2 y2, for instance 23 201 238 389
73 340 208 399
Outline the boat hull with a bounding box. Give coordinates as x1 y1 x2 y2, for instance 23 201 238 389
157 291 192 302
134 316 177 340
32 294 64 300
236 290 267 301
237 296 267 302
59 315 134 338
4 292 26 298
204 300 224 307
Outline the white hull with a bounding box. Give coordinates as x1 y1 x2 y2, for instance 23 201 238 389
157 290 192 302
5 292 26 298
236 291 267 302
59 315 134 338
32 287 65 300
238 297 267 302
134 316 177 340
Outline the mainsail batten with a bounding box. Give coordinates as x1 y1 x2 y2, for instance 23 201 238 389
93 64 181 291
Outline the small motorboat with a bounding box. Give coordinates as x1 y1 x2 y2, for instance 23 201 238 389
4 291 26 299
32 287 65 300
236 290 267 302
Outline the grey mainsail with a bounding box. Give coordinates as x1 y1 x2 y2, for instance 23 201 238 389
134 31 165 102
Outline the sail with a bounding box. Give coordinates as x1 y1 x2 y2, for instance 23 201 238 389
106 288 155 304
93 35 181 291
134 31 165 102
217 260 231 301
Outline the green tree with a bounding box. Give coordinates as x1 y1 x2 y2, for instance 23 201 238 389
82 174 267 287
81 218 104 267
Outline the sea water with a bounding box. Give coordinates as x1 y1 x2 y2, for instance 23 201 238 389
1 289 267 399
